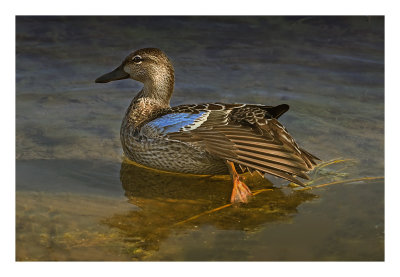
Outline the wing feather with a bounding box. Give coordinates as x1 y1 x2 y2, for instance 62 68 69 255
228 159 307 186
163 103 319 185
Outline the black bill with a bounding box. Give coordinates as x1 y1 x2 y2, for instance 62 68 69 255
95 65 129 83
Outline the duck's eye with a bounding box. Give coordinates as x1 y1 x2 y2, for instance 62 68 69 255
132 56 142 63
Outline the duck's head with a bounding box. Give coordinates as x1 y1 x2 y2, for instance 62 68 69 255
95 48 175 103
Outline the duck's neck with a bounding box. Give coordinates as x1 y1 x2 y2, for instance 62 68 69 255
125 84 173 130
124 66 175 128
138 66 175 106
124 94 166 127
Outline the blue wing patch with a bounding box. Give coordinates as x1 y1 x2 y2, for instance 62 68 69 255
144 112 208 135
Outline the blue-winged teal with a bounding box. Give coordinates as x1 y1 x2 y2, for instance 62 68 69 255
95 48 319 203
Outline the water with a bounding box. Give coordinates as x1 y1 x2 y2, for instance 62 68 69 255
16 16 384 261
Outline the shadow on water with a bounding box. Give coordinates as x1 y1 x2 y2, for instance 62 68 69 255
100 160 317 259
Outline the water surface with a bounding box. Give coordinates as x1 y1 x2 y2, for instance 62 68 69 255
16 16 384 261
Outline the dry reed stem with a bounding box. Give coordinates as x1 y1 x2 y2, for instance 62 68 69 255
174 175 383 226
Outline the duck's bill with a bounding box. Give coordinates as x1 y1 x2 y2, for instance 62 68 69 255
95 65 129 83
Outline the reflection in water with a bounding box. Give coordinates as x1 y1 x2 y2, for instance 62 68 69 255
15 16 384 260
101 160 317 259
15 158 381 261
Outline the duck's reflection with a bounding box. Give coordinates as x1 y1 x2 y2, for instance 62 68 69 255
102 160 317 258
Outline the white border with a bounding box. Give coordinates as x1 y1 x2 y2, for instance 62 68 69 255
5 0 389 15
3 0 398 276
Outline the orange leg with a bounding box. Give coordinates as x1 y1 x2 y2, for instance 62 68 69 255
226 161 252 203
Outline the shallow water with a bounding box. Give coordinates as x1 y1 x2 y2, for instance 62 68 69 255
16 16 384 261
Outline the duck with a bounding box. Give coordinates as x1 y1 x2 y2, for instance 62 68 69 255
95 48 320 203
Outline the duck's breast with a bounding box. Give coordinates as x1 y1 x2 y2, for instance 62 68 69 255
120 112 227 175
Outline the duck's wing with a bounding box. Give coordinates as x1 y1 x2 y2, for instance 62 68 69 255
139 103 239 138
143 103 319 186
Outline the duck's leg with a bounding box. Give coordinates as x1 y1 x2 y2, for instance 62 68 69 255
226 161 252 203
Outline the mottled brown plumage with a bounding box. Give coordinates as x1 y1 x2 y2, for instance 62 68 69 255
95 48 320 203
